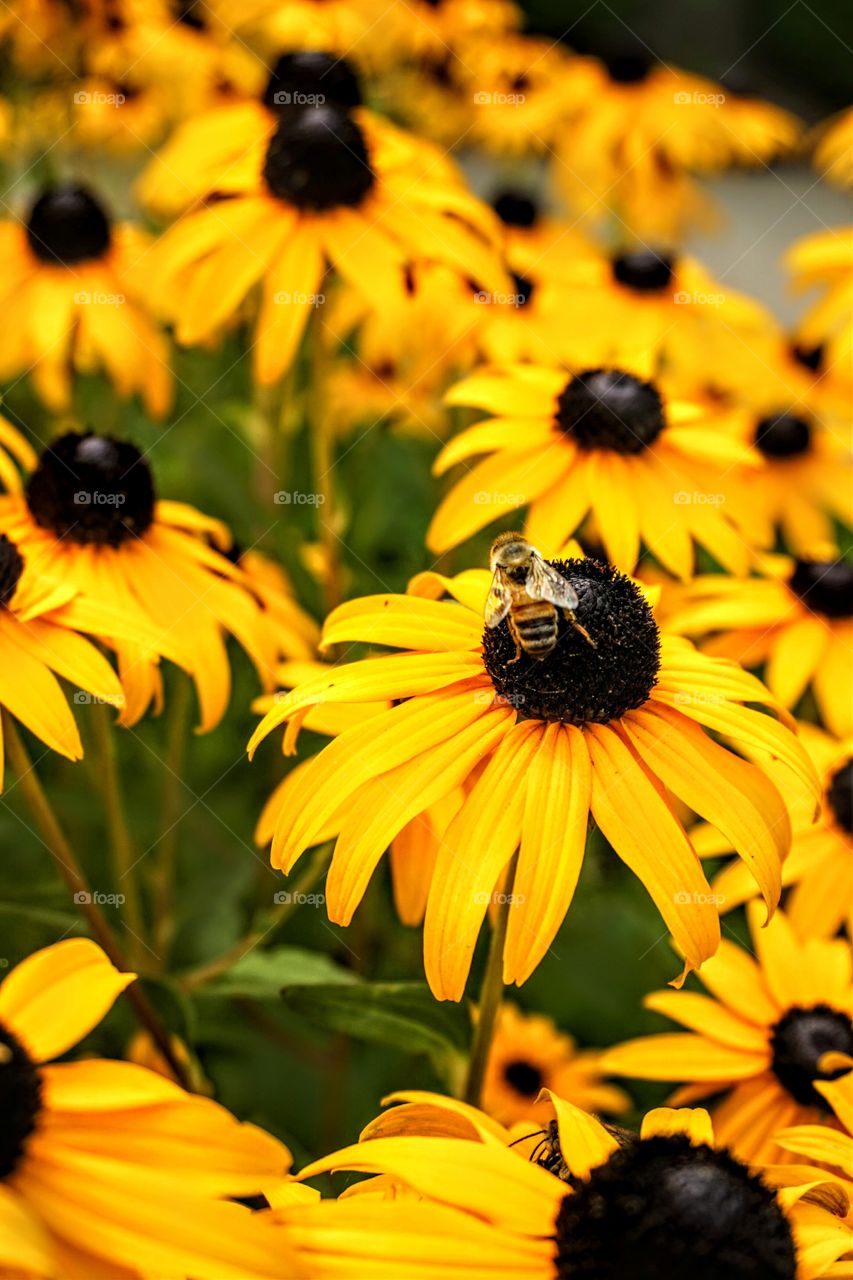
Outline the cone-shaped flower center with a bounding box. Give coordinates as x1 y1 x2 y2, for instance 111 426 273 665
556 370 666 454
770 1004 853 1107
482 558 660 724
827 759 853 835
26 185 111 266
263 51 362 113
263 106 375 210
503 1060 544 1096
492 190 540 228
0 1023 42 1181
554 1135 796 1279
26 432 156 548
788 559 853 619
611 249 674 292
754 412 812 459
0 534 24 607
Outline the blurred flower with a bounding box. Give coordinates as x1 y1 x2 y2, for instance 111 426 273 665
0 429 305 731
482 1002 629 1126
694 721 853 942
0 184 172 416
0 938 299 1278
375 0 522 62
287 1091 851 1278
666 554 853 737
812 106 853 189
248 553 812 1000
786 228 853 372
603 906 853 1164
457 33 580 155
428 365 761 578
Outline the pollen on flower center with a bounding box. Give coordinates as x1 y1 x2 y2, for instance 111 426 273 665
754 412 812 459
26 431 156 548
481 558 660 725
770 1004 853 1107
503 1060 544 1097
554 1135 797 1280
262 106 375 211
0 1022 42 1181
611 249 674 292
555 369 666 454
26 185 112 266
262 51 362 114
0 534 24 607
788 559 853 619
827 760 853 835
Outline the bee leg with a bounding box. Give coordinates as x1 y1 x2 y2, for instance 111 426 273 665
565 610 596 648
506 635 523 664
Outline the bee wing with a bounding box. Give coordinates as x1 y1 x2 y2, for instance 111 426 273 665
527 553 580 611
484 571 512 627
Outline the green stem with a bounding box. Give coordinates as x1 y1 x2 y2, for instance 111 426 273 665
180 843 332 992
463 851 518 1107
308 313 342 614
3 714 195 1092
91 700 145 962
152 676 193 962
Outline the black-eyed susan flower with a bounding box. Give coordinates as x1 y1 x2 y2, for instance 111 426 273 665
697 722 853 942
0 184 172 416
666 555 853 737
482 1002 629 1126
285 1092 852 1279
813 106 853 188
786 228 853 369
146 68 505 384
554 52 799 241
428 365 761 578
0 428 293 731
603 905 853 1164
224 0 378 65
376 0 522 62
0 937 302 1278
248 551 814 1001
774 1074 853 1210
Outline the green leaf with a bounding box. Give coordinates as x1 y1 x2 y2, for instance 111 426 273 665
280 980 470 1071
198 948 357 1000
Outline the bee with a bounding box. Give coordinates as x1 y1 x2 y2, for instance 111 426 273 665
485 533 595 663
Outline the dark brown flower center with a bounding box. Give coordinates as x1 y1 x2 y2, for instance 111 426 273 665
263 106 374 210
26 185 111 266
754 412 812 459
482 557 660 724
788 559 853 619
0 534 23 607
0 1022 42 1181
790 341 824 372
556 370 665 454
26 432 155 548
827 760 853 835
770 1004 853 1107
511 272 534 307
603 51 654 83
554 1136 796 1279
611 250 674 293
492 190 539 228
503 1060 544 1097
263 51 362 113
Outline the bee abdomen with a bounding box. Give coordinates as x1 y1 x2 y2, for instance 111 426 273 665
512 605 557 658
